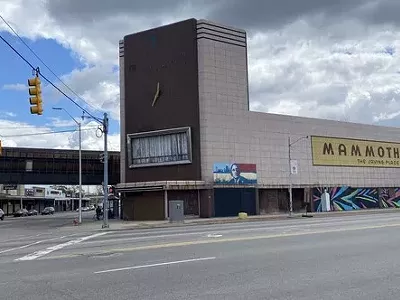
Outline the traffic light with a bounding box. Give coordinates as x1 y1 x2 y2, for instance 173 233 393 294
28 76 43 115
99 153 104 163
108 186 115 194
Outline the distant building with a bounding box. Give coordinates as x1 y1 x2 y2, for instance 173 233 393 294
0 184 90 215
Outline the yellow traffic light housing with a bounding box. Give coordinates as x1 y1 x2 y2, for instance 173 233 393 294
28 76 43 115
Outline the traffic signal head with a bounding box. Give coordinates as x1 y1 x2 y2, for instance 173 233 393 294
28 76 43 115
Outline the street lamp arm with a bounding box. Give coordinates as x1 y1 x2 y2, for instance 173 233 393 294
289 135 309 147
65 109 80 126
288 134 308 217
52 107 80 126
52 106 82 224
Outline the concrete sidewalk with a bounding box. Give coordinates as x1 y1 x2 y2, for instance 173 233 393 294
59 207 400 232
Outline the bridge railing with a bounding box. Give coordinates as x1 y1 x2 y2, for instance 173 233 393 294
0 158 120 175
0 155 120 176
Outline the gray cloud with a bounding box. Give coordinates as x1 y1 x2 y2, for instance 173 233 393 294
46 0 393 33
5 0 400 128
355 0 400 26
45 0 214 24
208 0 367 31
46 0 176 20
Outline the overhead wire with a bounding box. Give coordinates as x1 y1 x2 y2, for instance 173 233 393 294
1 127 99 138
0 14 101 115
0 31 102 124
0 34 35 70
0 124 98 130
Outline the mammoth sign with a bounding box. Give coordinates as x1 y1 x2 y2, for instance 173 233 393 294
311 136 400 168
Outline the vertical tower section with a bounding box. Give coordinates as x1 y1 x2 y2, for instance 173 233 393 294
119 39 126 183
121 19 202 182
196 19 249 182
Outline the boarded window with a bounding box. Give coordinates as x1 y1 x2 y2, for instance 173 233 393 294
128 127 192 168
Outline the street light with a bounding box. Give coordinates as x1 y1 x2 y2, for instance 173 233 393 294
288 135 309 217
53 107 82 224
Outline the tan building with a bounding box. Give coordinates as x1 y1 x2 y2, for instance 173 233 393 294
117 19 400 220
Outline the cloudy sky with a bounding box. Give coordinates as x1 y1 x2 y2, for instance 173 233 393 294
0 0 400 151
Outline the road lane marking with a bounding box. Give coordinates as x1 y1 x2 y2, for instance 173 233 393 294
0 241 42 254
82 231 226 245
207 233 222 237
76 218 400 246
14 232 108 261
94 257 216 274
41 222 400 260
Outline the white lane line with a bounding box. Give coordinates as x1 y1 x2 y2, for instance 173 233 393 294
14 232 108 261
0 241 42 254
206 234 223 238
94 256 216 274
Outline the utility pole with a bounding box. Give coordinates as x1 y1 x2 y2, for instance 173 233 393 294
288 135 309 217
81 111 109 229
78 122 82 224
288 137 293 217
102 112 109 229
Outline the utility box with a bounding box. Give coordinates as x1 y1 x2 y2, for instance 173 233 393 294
169 200 184 223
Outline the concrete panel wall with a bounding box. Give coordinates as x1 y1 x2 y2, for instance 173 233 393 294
197 20 400 188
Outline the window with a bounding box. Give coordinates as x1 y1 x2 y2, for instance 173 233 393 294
127 127 192 168
26 160 33 172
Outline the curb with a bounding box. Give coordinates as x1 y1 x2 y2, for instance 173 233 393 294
61 208 400 232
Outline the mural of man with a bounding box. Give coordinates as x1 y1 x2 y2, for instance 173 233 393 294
228 163 249 184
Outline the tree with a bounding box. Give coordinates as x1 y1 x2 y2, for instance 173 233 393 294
95 185 104 196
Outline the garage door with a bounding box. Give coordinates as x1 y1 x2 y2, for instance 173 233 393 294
214 188 256 217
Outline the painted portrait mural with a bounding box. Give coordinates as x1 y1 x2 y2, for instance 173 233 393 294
213 163 257 185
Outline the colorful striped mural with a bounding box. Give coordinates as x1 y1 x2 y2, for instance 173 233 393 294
312 187 400 212
379 188 400 208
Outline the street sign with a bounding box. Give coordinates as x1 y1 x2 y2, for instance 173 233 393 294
290 159 298 175
3 184 17 190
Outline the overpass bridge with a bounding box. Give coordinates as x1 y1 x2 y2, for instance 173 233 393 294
0 147 120 185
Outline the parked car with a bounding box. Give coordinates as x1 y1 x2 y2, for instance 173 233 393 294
28 209 38 216
41 207 55 215
0 208 4 220
75 206 91 212
14 208 29 217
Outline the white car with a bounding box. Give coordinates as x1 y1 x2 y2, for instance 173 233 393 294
0 208 4 221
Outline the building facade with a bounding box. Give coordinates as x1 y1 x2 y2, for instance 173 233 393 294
0 185 91 215
117 18 400 220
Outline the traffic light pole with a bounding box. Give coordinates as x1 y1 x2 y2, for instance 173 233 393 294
102 112 109 229
78 122 82 224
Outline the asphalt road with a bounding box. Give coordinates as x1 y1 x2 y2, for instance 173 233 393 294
2 212 400 299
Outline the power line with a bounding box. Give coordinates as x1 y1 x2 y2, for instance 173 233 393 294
0 32 102 124
1 127 98 138
0 34 35 69
0 14 100 114
0 125 98 130
39 72 102 123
